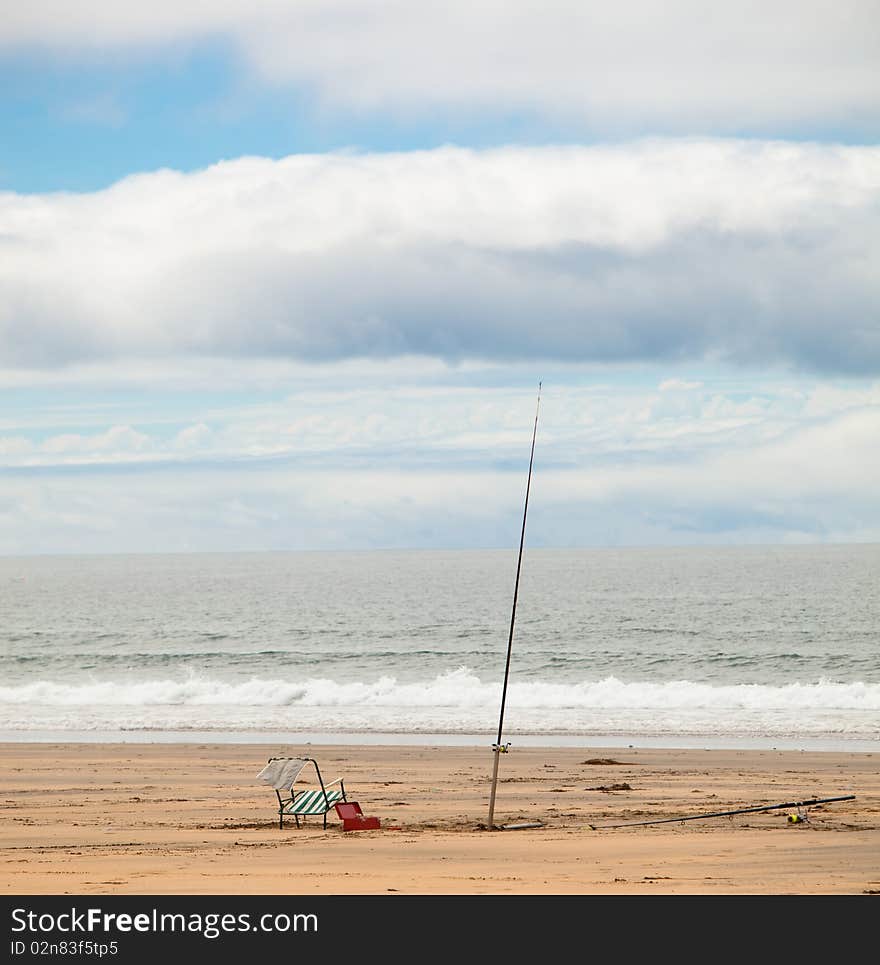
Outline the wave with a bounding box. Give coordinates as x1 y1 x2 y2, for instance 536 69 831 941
1 667 878 710
1 667 878 741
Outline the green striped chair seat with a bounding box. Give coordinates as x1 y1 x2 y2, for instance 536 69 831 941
258 756 348 829
282 789 345 816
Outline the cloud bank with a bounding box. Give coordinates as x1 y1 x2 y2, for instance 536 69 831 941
5 403 879 554
4 371 879 552
2 140 879 373
2 2 878 134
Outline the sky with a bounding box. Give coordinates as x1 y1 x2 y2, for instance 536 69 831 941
2 1 879 554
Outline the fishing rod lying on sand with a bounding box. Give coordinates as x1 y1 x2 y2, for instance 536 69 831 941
589 794 855 830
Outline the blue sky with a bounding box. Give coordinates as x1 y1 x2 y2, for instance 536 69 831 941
1 2 879 553
1 40 599 195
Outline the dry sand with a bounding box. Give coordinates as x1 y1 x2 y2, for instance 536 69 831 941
2 741 878 895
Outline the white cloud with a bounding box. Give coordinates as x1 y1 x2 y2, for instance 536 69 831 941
4 401 879 554
45 424 151 453
1 2 878 133
659 379 702 392
2 141 879 373
172 422 213 450
3 369 878 552
0 365 867 465
1 424 154 464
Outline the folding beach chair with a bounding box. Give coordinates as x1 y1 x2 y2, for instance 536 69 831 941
256 757 347 829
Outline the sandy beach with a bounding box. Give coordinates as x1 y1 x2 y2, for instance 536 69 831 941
2 741 877 896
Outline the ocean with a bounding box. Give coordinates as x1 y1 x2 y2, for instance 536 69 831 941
1 546 878 750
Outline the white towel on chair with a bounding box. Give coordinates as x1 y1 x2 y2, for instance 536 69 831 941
256 758 309 790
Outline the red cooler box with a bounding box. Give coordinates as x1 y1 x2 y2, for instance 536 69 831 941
334 801 381 830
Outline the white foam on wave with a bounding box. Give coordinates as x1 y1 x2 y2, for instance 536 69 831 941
1 667 877 740
1 666 877 709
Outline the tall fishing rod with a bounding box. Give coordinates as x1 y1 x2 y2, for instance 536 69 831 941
486 382 542 831
588 794 855 830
